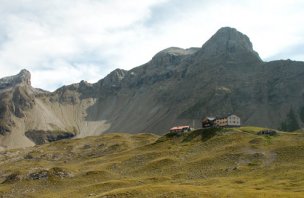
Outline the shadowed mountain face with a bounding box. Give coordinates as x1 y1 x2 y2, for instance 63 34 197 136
1 27 304 149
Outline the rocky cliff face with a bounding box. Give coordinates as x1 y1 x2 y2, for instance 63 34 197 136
1 27 304 149
0 69 31 89
0 70 34 134
200 27 261 62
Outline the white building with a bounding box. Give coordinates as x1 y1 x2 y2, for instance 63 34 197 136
227 114 241 127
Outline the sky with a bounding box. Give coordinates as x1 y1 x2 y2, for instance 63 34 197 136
0 0 303 91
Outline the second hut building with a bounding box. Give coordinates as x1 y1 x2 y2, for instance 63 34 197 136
202 114 241 128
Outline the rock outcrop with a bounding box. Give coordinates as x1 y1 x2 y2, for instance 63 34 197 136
25 130 75 145
199 27 262 63
0 69 31 90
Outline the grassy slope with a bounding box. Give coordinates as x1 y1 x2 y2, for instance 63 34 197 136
0 127 304 197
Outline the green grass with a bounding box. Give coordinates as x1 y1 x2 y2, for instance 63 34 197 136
1 128 304 197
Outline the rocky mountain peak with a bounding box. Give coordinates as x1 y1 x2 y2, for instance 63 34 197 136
153 47 199 57
0 69 31 90
102 68 127 88
151 47 199 66
199 27 261 62
17 69 31 86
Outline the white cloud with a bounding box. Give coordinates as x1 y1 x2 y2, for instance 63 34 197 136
0 0 169 90
31 61 109 90
0 0 304 91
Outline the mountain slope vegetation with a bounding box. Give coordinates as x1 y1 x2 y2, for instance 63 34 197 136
0 127 304 197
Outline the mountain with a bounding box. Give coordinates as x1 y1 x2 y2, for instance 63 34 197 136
1 127 304 197
1 27 304 149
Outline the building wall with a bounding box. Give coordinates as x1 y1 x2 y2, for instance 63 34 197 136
215 118 228 127
227 115 241 126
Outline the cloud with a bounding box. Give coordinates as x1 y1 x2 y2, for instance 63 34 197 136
0 0 169 90
266 43 304 61
0 0 304 90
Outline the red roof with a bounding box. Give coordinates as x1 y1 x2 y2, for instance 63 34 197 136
170 126 190 130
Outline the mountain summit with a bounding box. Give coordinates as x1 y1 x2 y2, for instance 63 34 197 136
1 27 304 149
0 69 31 90
199 27 261 63
17 69 31 86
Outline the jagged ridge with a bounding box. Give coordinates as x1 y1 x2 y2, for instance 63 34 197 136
1 27 304 149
